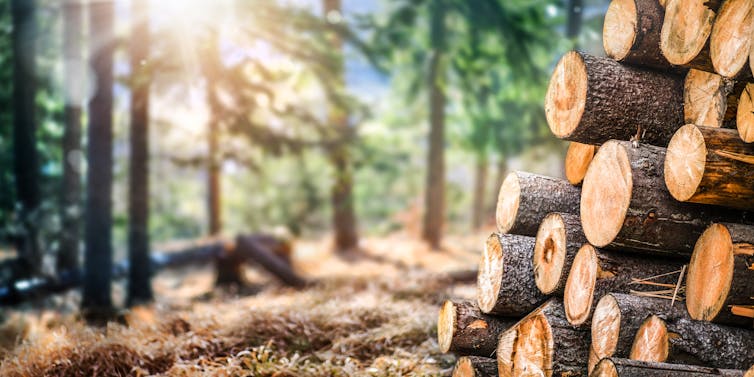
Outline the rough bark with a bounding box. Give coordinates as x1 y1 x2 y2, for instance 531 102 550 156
496 171 581 236
593 358 745 377
565 142 596 186
660 0 719 71
545 51 684 146
709 0 754 79
665 124 754 210
453 356 497 377
683 69 743 128
603 0 671 69
533 212 586 296
438 300 515 357
581 140 753 257
477 234 548 316
589 293 688 373
236 235 306 288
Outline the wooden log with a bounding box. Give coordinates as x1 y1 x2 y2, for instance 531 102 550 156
709 0 754 79
686 223 754 326
437 300 516 356
747 366 754 377
603 0 671 69
545 51 684 146
565 142 597 185
631 314 754 370
737 83 754 142
496 171 581 236
235 235 307 288
563 244 684 326
589 293 688 373
593 358 745 377
533 212 586 295
665 124 754 210
497 298 589 377
660 0 719 71
581 140 751 257
452 356 497 377
684 69 742 128
477 233 548 316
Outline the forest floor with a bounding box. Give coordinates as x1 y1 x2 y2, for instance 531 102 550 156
0 231 487 376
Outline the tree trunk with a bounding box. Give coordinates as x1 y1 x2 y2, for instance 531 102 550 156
496 171 581 236
709 0 754 79
566 0 583 41
545 51 684 146
82 0 115 316
563 244 686 326
10 0 41 278
684 69 742 128
660 0 719 71
686 223 754 326
632 314 754 370
476 233 548 316
453 356 497 377
58 0 82 273
533 212 586 296
593 358 745 377
590 293 688 374
323 0 358 253
581 140 752 257
471 153 488 230
665 124 754 210
422 2 446 250
603 0 671 69
564 142 596 186
499 298 589 377
127 0 153 306
437 300 515 357
204 36 222 236
737 83 754 142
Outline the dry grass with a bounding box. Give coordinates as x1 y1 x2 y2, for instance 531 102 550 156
0 233 487 376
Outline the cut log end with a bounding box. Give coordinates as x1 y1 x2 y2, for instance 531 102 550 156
452 357 476 377
683 69 726 128
710 0 754 78
512 314 553 377
593 358 619 377
603 0 638 61
581 141 632 247
563 244 598 326
629 315 669 363
590 294 622 373
746 365 754 377
534 213 568 295
496 173 520 234
477 234 503 313
686 223 735 322
438 300 456 353
453 356 497 377
565 142 597 185
664 124 706 201
660 0 716 66
545 51 588 139
497 328 517 377
737 83 754 143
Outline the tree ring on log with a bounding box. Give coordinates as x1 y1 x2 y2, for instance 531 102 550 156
629 315 669 362
534 213 568 294
710 0 754 78
496 172 521 234
684 69 726 128
660 0 716 66
477 234 504 313
603 0 638 61
686 223 735 321
564 244 598 325
737 83 754 143
545 51 588 139
665 124 706 201
581 141 633 247
592 358 619 377
438 300 457 353
512 314 553 377
590 294 622 372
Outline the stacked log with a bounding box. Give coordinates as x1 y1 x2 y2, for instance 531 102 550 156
440 1 754 375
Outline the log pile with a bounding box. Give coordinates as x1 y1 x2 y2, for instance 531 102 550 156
438 1 754 375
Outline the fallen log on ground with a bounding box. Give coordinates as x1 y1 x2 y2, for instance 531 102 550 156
593 358 745 377
496 171 581 236
565 142 597 185
686 223 754 327
437 300 516 357
235 234 306 288
545 51 684 146
533 212 586 296
452 356 497 377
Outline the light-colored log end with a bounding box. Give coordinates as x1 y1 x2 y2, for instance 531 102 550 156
592 358 619 377
684 69 726 128
630 315 669 363
534 213 569 295
497 327 518 377
565 142 597 185
745 365 754 377
686 223 735 322
581 141 632 247
603 0 638 62
590 294 622 373
496 173 521 234
452 357 476 377
664 124 706 201
660 0 716 66
512 314 553 377
477 234 504 313
438 300 456 353
545 51 588 139
710 0 754 78
737 83 754 143
564 244 598 326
